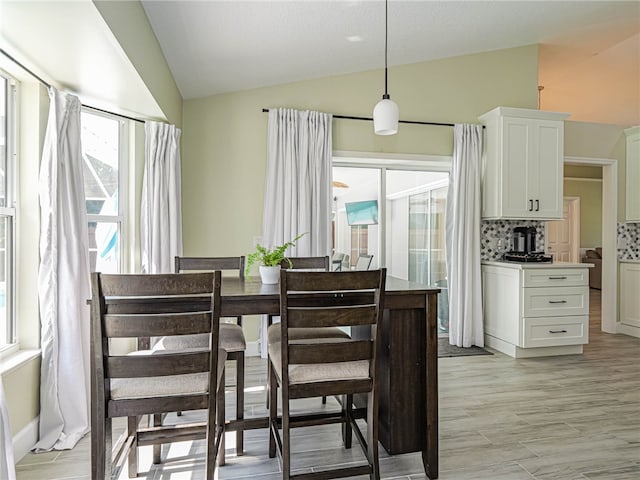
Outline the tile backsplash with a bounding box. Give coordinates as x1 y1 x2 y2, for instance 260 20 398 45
618 223 640 260
481 220 639 262
481 220 545 261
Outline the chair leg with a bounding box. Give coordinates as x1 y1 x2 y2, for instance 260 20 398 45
218 368 226 467
366 391 380 480
236 353 245 456
127 416 138 478
268 360 277 459
342 394 353 449
282 389 291 480
152 414 162 464
92 415 111 480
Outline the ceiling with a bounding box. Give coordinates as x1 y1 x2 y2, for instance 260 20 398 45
142 0 640 126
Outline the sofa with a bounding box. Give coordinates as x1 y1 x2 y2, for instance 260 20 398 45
581 247 602 289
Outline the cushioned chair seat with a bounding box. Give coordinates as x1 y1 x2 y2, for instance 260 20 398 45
267 324 350 346
155 323 246 353
268 340 369 385
111 348 227 400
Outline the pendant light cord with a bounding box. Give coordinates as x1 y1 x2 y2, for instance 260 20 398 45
383 0 389 99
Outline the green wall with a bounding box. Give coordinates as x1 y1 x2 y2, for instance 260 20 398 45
564 121 626 221
565 178 603 248
181 45 540 341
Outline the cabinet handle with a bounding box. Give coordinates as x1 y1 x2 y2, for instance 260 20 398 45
529 199 533 211
548 300 568 304
535 199 540 211
548 276 567 280
549 329 568 334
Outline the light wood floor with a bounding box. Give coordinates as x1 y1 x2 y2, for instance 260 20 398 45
15 289 640 479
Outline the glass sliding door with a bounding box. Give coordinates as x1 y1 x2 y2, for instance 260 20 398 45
332 167 380 270
332 164 450 333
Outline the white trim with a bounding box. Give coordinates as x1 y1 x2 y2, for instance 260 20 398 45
333 150 451 171
0 349 39 376
564 156 617 334
618 323 640 339
564 177 603 183
12 417 38 462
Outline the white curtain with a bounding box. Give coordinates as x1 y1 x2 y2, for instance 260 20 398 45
35 88 91 451
262 108 332 256
0 377 16 480
445 124 484 347
141 121 183 273
260 108 332 356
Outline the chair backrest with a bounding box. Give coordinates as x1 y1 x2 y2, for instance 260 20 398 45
278 269 386 395
90 271 222 417
175 256 245 279
280 256 330 271
355 254 373 270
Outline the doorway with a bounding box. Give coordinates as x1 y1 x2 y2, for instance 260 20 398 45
564 156 617 334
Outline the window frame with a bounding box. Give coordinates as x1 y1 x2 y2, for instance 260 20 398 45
0 71 18 354
81 108 128 273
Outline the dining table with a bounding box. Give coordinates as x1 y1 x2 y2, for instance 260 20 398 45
103 274 440 479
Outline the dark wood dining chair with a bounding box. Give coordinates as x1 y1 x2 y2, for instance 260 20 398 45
90 271 226 480
268 268 386 480
162 256 246 463
266 256 349 406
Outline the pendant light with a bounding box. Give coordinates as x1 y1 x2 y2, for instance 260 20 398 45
373 0 399 135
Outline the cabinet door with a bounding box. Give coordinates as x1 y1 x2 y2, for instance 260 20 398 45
500 118 563 219
620 263 640 328
626 129 640 222
500 117 535 218
530 120 563 218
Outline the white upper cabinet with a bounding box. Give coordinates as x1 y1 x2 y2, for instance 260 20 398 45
479 107 570 220
625 126 640 222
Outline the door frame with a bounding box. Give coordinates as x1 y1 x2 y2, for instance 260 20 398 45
565 156 617 334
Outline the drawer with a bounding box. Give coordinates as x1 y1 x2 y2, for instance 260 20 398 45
522 286 589 317
521 316 589 347
523 268 588 288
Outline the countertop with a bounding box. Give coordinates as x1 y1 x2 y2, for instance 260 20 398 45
482 260 594 269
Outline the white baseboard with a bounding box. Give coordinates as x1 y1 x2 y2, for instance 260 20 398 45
618 323 640 339
13 416 38 462
245 340 260 357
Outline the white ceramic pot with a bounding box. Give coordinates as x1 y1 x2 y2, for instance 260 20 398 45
259 265 281 284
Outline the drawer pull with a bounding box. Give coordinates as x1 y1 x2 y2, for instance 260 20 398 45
548 276 567 280
548 300 567 304
549 329 568 334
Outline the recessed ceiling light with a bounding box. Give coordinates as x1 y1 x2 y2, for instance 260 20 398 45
346 35 363 42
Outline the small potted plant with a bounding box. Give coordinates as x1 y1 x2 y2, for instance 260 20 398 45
246 233 305 284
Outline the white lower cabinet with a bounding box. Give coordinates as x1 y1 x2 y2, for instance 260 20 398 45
482 262 590 358
619 261 640 338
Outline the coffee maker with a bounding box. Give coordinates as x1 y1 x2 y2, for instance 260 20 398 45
512 226 536 254
504 226 551 262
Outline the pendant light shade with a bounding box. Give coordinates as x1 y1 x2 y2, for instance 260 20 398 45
373 0 398 135
374 96 399 135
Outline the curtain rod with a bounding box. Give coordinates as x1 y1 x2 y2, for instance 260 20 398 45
1 48 146 124
261 107 456 128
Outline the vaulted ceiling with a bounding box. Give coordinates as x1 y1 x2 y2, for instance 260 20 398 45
1 1 638 127
141 0 640 126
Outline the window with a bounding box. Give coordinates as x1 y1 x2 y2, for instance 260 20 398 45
81 110 126 273
0 72 16 351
